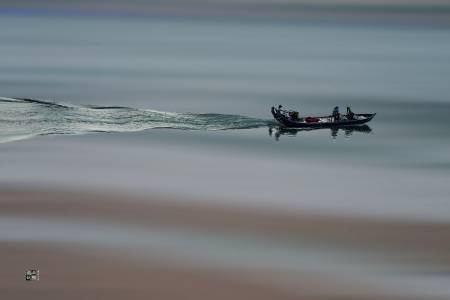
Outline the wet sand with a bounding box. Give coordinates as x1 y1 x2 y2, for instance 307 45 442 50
1 188 449 299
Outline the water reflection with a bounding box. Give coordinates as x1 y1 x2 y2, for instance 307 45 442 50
269 125 372 141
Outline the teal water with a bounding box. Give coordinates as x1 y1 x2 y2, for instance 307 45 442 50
0 13 449 207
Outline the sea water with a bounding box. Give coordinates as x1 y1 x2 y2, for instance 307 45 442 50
1 11 450 298
1 14 449 219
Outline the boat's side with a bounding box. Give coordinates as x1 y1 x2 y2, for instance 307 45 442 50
271 107 375 128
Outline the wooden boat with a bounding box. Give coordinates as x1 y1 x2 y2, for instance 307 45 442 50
271 106 375 128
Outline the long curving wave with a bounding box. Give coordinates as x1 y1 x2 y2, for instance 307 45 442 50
0 97 272 143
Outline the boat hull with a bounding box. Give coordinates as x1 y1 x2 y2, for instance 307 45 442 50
271 107 375 128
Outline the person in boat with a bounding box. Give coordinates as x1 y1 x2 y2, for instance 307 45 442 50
346 106 355 120
332 106 340 121
288 110 299 121
271 105 283 117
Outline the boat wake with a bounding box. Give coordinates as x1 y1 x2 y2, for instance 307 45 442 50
0 97 272 143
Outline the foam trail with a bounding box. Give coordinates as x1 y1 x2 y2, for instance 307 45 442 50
0 97 272 143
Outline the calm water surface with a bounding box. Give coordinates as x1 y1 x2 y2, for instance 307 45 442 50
1 14 450 219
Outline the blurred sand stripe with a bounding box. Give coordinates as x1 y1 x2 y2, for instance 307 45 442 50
0 243 302 300
1 242 421 300
1 188 450 252
1 188 450 299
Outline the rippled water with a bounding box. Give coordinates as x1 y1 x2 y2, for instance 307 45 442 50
0 97 271 143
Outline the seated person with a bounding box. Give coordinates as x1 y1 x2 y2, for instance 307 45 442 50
346 106 355 120
332 106 340 121
288 111 299 121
